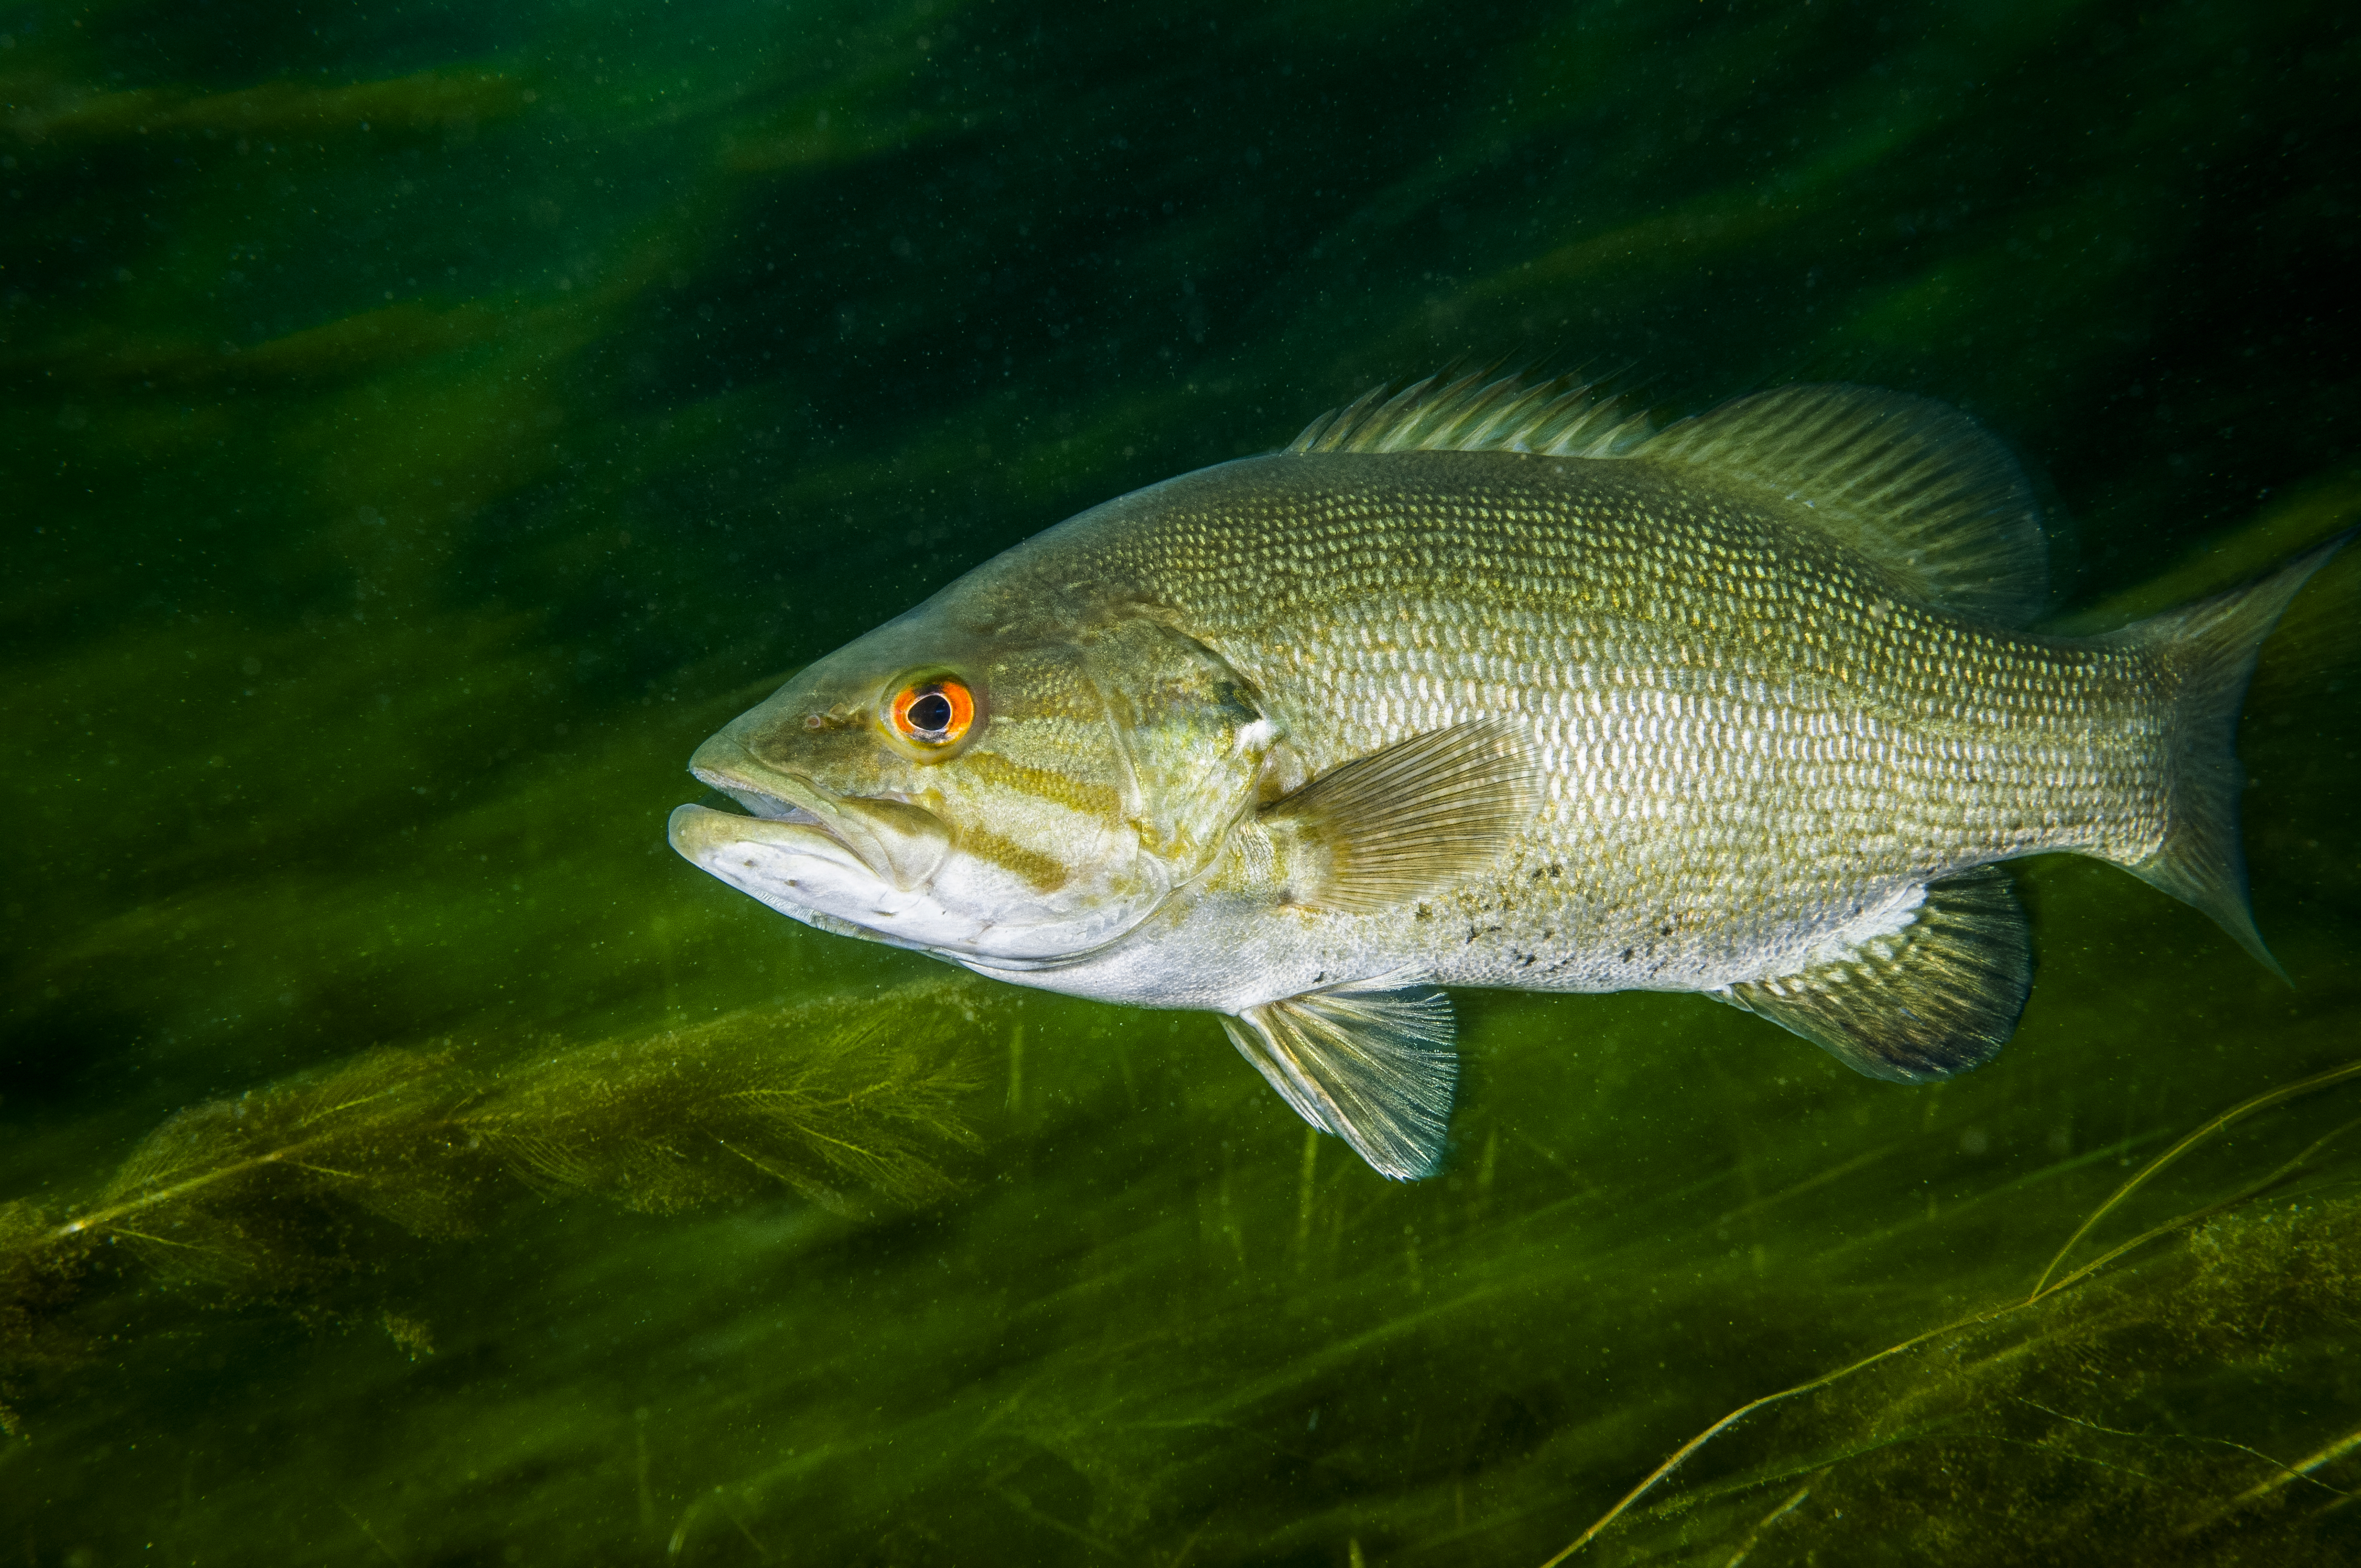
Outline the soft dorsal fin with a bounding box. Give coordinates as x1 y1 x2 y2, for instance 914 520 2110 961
1715 867 2033 1082
1258 717 1541 913
1635 384 2051 625
1288 362 1652 460
1221 983 1457 1179
1291 368 2051 626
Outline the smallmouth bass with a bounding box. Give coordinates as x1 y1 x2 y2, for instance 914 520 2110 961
670 367 2340 1178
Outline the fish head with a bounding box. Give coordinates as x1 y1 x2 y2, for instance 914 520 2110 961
668 568 1276 967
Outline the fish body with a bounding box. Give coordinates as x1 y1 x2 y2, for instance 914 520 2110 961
671 369 2337 1178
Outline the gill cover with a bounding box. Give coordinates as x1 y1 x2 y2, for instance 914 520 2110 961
1069 613 1275 879
671 587 1282 970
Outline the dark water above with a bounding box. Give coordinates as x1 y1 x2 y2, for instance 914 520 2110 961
4 2 2360 1563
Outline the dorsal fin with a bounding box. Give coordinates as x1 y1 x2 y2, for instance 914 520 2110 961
1288 363 1653 460
1291 369 2050 624
1634 384 2051 625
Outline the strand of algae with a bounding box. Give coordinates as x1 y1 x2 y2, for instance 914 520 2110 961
2213 1422 2361 1516
2028 1058 2361 1299
1537 1056 2361 1564
0 981 994 1427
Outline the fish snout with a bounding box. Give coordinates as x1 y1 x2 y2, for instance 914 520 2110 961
684 734 950 891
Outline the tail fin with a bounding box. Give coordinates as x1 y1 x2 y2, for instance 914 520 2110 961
2113 532 2348 977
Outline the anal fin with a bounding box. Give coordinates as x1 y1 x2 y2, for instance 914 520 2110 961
1220 984 1457 1180
1717 868 2032 1083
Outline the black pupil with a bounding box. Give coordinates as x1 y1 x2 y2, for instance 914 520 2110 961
907 690 954 734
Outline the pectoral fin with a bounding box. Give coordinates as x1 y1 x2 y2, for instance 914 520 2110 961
1220 984 1457 1180
1259 718 1539 913
1717 868 2032 1082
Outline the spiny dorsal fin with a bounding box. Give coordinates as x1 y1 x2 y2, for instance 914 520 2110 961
1635 384 2051 626
1259 717 1540 913
1288 363 1652 460
1716 867 2032 1082
1221 983 1456 1179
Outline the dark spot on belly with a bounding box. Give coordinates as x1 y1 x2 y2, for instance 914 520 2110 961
1659 922 1674 937
1622 946 1635 962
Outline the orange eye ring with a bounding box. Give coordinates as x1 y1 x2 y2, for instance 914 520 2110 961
888 677 976 749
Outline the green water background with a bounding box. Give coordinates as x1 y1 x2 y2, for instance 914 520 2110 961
5 1 2361 1562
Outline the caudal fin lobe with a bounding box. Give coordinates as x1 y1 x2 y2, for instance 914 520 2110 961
2114 533 2348 977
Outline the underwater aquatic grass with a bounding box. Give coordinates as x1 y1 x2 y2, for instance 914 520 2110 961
1543 1057 2361 1564
0 982 994 1433
1586 1194 2361 1562
3 795 2357 1560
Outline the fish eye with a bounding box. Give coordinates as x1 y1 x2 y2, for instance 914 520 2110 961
887 677 976 750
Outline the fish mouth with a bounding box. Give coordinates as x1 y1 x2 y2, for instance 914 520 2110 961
699 780 831 831
674 732 950 892
670 728 1164 968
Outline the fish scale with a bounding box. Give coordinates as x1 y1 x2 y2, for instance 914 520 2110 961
1031 450 2164 989
670 367 2340 1178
